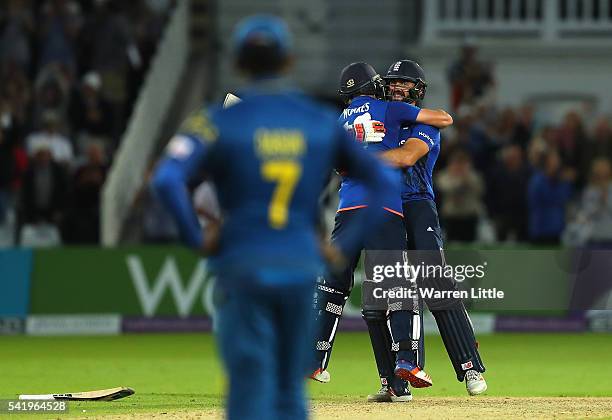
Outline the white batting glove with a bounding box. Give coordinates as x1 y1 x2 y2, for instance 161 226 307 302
353 113 386 143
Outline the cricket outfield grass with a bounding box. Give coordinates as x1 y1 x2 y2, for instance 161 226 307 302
1 332 611 419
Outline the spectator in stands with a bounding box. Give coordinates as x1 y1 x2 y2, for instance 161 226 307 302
528 125 557 167
440 109 492 173
491 107 517 147
488 144 530 241
557 111 587 180
63 141 107 243
1 63 32 134
528 150 573 244
69 71 113 152
436 149 485 241
79 0 137 137
567 158 612 247
511 103 535 150
124 0 168 112
583 116 612 174
26 110 73 166
1 96 28 225
18 142 67 236
33 63 71 129
37 0 81 75
447 42 495 111
0 0 172 247
0 0 35 73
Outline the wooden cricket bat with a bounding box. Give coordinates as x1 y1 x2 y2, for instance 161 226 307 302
19 386 135 401
223 93 242 108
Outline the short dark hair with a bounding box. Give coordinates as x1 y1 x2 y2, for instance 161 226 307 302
236 44 289 77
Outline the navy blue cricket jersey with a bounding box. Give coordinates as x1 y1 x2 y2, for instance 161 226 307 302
152 84 394 288
399 123 441 202
337 95 421 216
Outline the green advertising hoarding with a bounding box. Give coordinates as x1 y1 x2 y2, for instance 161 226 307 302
27 247 579 317
29 247 215 316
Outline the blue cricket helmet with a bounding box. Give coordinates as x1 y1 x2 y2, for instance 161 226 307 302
384 60 427 102
338 62 386 101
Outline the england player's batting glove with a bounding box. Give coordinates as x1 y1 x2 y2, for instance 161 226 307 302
354 120 386 143
368 120 386 138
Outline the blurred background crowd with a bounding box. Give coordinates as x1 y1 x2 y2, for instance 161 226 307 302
434 44 612 247
1 0 611 248
0 0 172 245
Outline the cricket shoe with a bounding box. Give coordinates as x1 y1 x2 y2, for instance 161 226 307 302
309 368 330 383
394 360 433 388
367 386 412 403
465 370 487 395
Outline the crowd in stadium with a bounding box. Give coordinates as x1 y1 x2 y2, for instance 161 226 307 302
1 4 611 247
0 0 171 245
439 45 612 246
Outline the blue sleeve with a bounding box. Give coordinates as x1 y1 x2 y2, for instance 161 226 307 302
386 101 421 126
152 109 219 249
404 123 440 150
333 123 397 256
528 174 545 209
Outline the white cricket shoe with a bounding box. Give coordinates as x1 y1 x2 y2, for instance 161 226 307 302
465 370 487 395
367 386 413 403
309 368 331 383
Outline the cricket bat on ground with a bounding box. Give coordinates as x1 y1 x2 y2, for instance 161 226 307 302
19 386 135 401
223 93 242 108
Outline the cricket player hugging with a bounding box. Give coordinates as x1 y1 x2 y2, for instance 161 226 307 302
377 59 487 396
310 62 455 402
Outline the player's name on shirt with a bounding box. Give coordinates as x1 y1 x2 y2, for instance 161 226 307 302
255 129 306 158
342 102 370 119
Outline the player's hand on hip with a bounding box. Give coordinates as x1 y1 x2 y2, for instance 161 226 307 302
320 241 348 272
201 221 221 256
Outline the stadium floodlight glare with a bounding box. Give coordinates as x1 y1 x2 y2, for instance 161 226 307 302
18 387 135 401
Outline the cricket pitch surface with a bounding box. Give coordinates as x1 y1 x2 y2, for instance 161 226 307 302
88 398 612 419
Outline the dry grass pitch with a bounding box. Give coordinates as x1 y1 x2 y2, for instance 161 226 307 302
91 398 612 419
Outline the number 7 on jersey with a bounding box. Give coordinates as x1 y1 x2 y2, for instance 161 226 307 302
261 160 302 229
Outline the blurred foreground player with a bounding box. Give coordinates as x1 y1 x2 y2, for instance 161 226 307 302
379 59 487 395
153 15 395 420
311 62 452 402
